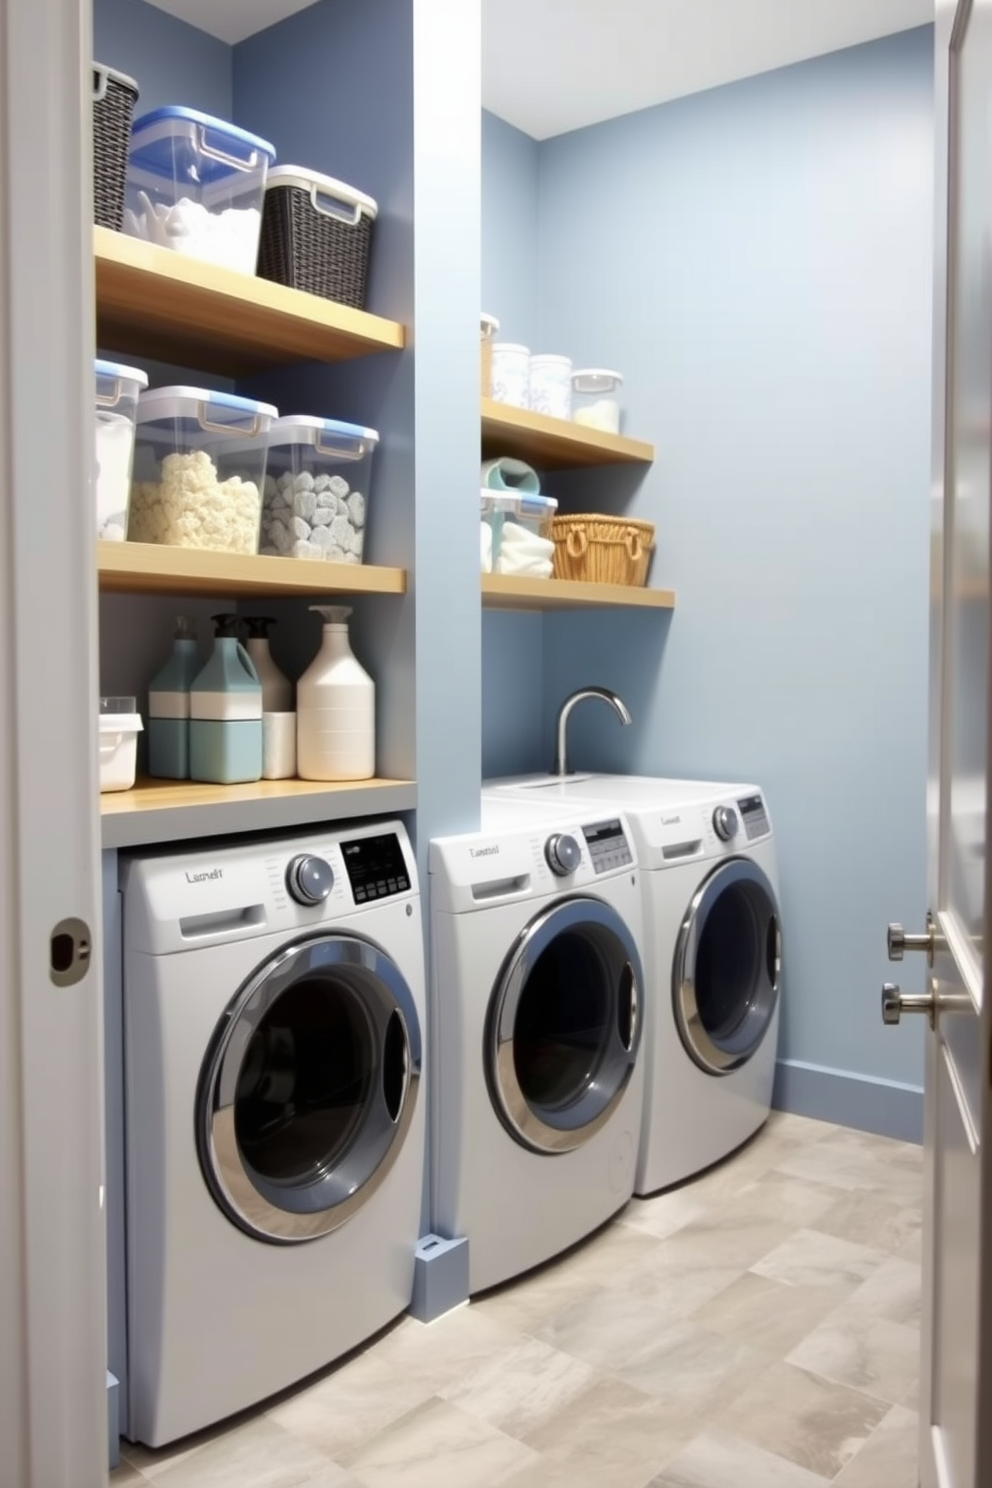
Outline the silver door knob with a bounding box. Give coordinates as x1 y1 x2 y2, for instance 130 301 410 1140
887 915 936 963
881 981 935 1029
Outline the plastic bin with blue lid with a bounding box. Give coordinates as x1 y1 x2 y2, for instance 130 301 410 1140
94 358 147 541
260 415 379 563
124 107 276 275
480 492 557 577
128 386 278 555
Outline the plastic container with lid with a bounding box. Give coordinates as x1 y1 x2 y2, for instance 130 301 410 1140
529 354 572 421
128 387 277 555
480 313 500 395
94 359 148 541
259 415 378 563
99 697 143 793
571 369 624 434
257 166 378 309
480 491 557 577
124 107 276 274
490 343 530 409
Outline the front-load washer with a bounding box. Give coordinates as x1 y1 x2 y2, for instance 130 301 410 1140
429 797 645 1294
121 821 425 1446
485 777 781 1193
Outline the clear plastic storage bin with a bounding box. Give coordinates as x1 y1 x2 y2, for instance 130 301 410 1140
480 491 557 576
571 369 623 434
99 696 143 793
129 387 277 555
94 359 147 541
124 107 275 274
259 416 378 563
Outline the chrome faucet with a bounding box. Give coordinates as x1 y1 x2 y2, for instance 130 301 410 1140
553 687 632 777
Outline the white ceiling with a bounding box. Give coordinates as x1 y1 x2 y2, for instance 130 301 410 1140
144 0 933 138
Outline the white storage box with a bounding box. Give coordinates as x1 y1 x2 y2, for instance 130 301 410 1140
124 107 275 274
99 697 143 793
571 369 623 434
260 416 378 563
129 387 277 555
529 354 572 420
94 359 147 541
490 343 530 408
480 491 557 576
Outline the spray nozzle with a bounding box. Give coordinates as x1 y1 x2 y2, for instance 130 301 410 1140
243 616 277 639
310 605 353 627
212 612 245 639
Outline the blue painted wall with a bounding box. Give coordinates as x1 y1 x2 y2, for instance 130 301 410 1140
93 0 232 117
482 28 933 1112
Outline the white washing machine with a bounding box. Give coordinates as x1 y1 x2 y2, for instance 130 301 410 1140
429 796 645 1294
122 821 426 1446
485 777 781 1193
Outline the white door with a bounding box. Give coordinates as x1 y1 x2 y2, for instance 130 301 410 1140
0 0 108 1484
882 3 992 1485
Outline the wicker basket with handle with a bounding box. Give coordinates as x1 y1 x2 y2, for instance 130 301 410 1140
550 514 655 587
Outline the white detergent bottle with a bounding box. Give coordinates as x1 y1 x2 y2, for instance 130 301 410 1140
296 605 375 780
243 616 293 712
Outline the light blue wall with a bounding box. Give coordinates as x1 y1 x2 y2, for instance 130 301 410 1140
482 28 933 1127
480 111 545 777
93 0 232 116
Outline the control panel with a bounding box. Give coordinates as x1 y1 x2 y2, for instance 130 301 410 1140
341 832 411 903
582 818 633 875
738 793 770 841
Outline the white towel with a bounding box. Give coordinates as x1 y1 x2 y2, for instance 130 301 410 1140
480 521 493 574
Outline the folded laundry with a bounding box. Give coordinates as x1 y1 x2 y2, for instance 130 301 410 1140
480 456 542 494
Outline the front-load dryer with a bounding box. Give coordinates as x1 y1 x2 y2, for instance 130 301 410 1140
485 776 782 1194
430 797 644 1294
121 821 425 1446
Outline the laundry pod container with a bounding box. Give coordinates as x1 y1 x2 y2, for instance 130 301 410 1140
529 354 572 420
128 387 276 554
99 697 144 792
259 416 377 562
124 107 275 273
189 614 262 784
296 606 375 781
94 359 148 540
257 166 377 308
571 369 623 433
490 343 530 408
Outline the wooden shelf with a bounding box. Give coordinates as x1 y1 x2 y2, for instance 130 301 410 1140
94 226 405 375
481 398 654 470
101 776 417 849
482 574 675 612
97 541 406 599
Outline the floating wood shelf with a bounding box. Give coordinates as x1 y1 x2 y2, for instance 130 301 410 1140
480 398 654 470
101 776 417 850
97 541 406 599
94 226 405 374
481 574 675 612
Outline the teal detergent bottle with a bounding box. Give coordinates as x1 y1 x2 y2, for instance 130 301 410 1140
189 614 263 784
147 615 200 779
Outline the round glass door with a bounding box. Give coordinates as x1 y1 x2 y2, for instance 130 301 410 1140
197 933 421 1244
673 858 781 1075
486 897 643 1155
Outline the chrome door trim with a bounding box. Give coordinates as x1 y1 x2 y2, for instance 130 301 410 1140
486 896 643 1155
197 933 422 1244
673 857 781 1076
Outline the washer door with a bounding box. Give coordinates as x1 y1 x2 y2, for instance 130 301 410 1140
197 933 422 1244
673 858 781 1075
486 897 643 1155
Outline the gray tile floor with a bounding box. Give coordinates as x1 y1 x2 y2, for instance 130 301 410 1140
112 1112 921 1487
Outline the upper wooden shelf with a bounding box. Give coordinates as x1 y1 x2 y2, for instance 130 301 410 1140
101 776 417 850
94 226 405 375
480 398 654 470
482 574 675 612
97 541 406 599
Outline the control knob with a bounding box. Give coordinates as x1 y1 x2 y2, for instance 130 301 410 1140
713 805 739 842
287 854 334 905
545 833 582 877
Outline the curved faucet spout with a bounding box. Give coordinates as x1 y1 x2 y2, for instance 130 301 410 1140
553 687 632 777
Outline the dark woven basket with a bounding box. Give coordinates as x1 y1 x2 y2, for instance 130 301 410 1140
257 183 374 309
93 64 138 231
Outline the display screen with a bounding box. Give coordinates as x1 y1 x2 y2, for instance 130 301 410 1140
738 794 765 818
582 818 625 847
341 833 410 903
582 818 632 874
